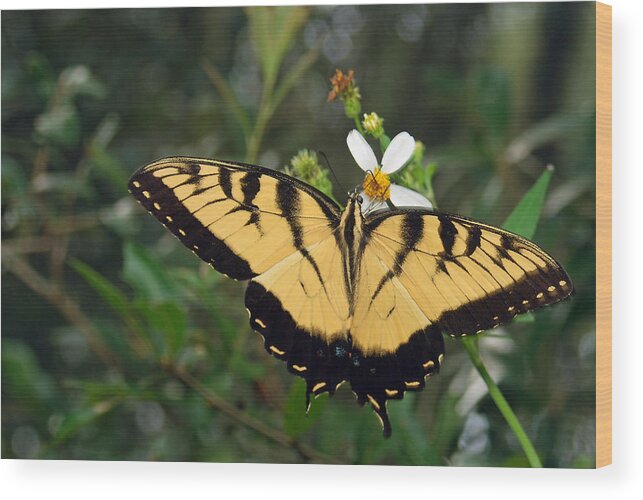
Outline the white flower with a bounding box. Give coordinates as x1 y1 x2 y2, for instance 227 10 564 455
346 129 433 213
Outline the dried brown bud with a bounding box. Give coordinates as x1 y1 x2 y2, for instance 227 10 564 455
327 69 356 102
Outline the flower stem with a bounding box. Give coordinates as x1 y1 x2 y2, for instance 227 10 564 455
460 336 543 467
353 116 365 135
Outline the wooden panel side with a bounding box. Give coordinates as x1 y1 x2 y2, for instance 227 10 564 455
595 1 612 468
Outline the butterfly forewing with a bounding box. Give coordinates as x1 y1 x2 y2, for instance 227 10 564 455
361 209 572 336
128 157 340 279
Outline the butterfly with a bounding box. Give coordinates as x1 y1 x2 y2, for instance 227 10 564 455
128 156 573 437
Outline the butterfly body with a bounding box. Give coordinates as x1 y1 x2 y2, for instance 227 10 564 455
129 157 573 437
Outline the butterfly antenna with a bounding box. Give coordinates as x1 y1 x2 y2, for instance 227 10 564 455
317 150 347 194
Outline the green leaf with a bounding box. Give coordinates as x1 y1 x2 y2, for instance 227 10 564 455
64 379 144 402
122 242 179 302
270 45 320 115
71 258 157 358
71 259 130 317
85 113 129 193
34 103 80 147
26 52 57 101
1 339 55 405
202 60 251 136
246 6 309 88
50 399 118 446
139 301 188 358
476 68 512 145
514 312 535 323
387 395 441 465
1 156 30 198
283 379 327 439
431 393 463 459
502 166 553 239
228 352 265 381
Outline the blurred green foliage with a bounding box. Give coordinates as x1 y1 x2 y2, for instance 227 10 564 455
2 3 596 466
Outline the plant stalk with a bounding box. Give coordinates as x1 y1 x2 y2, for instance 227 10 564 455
461 336 543 467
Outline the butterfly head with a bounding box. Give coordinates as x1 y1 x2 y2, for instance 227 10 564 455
346 188 366 213
347 186 363 203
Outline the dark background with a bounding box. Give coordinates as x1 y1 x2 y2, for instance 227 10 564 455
2 3 596 466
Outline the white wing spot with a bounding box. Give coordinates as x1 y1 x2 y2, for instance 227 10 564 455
255 318 267 328
508 306 515 312
559 280 568 287
385 389 399 397
404 381 421 388
522 300 529 305
153 202 161 211
269 345 285 356
178 229 186 236
547 285 556 292
438 354 445 364
536 292 544 299
292 364 307 372
422 360 435 369
312 382 327 392
366 394 380 410
165 215 173 223
142 190 151 199
132 181 141 188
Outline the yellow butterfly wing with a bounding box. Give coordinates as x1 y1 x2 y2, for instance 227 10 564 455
349 209 573 435
130 157 574 437
129 157 351 400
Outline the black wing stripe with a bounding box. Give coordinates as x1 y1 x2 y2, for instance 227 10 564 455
437 214 457 255
276 180 326 287
464 226 482 256
240 171 261 206
129 169 256 280
218 167 233 198
371 213 425 301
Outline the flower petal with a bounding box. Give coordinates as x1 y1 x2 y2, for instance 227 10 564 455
358 191 388 213
381 131 415 174
347 129 378 172
389 184 433 209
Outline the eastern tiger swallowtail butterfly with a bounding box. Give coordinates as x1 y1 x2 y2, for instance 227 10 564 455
128 156 573 437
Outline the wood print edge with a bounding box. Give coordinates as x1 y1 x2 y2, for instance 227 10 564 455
595 0 612 468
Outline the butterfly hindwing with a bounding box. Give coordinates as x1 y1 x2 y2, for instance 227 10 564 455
245 233 351 403
349 208 573 432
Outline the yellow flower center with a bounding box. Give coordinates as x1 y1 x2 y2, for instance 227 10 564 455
362 167 391 201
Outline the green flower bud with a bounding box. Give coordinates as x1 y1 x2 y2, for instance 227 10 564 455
362 112 385 139
344 96 362 120
285 149 334 199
